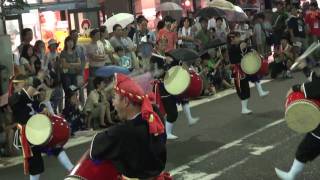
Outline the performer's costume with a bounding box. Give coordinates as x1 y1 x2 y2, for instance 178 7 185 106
150 52 199 140
275 72 320 180
89 73 170 179
9 87 73 180
228 44 269 114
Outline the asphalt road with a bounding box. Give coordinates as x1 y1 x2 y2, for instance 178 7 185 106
1 71 320 180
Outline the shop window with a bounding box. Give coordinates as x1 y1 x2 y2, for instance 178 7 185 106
42 0 57 3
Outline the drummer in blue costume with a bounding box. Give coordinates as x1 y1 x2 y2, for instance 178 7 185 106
150 36 199 140
227 31 270 114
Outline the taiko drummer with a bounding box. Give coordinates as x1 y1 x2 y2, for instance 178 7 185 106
8 75 74 180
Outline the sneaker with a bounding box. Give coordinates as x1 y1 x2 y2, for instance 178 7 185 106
167 134 178 140
241 109 252 115
188 117 200 126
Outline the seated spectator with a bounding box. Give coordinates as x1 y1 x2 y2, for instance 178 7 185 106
62 85 84 136
200 52 216 96
270 36 294 79
84 77 112 129
114 46 133 71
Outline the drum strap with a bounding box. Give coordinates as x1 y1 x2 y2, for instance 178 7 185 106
152 80 166 116
17 124 33 175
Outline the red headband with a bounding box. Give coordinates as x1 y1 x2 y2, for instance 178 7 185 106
114 73 164 135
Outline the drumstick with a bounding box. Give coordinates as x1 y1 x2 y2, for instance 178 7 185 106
151 53 166 59
290 42 320 70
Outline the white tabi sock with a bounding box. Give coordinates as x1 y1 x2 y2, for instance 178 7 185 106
57 151 74 171
30 174 40 180
165 121 178 139
182 103 199 125
241 99 252 114
275 159 305 180
255 82 269 97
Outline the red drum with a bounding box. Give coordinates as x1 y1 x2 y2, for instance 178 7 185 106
180 70 203 98
25 114 70 148
256 59 269 77
65 151 120 180
285 91 320 133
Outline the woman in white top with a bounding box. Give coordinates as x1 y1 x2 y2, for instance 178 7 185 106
99 26 115 65
178 17 196 49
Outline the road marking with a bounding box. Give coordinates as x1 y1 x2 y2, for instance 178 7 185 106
169 118 285 176
198 135 297 180
249 145 275 156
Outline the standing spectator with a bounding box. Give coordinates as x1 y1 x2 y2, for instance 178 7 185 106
60 36 81 92
34 40 46 69
99 26 115 65
45 39 63 114
178 17 196 49
86 29 108 92
70 30 86 106
215 17 229 42
253 13 267 56
304 1 320 62
154 11 162 30
18 44 41 76
18 28 33 55
288 5 307 49
133 15 156 69
272 1 289 46
195 17 211 50
122 26 138 69
157 16 178 52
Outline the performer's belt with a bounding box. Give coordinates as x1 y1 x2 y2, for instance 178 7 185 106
231 64 246 91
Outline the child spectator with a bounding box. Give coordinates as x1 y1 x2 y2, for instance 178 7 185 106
114 46 133 71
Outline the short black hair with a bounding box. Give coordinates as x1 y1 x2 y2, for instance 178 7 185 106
137 15 148 24
70 29 78 35
216 17 223 22
21 28 32 40
115 46 125 52
163 16 174 23
157 20 165 31
93 77 104 89
90 28 100 38
99 26 107 33
113 24 122 32
199 17 208 23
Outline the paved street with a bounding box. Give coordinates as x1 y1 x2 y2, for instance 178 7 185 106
1 71 320 180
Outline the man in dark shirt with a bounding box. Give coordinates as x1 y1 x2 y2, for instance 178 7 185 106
227 32 269 115
275 72 320 180
287 6 307 49
90 73 170 179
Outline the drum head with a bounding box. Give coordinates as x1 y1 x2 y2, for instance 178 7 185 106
26 114 52 145
241 53 261 75
164 66 191 95
285 100 320 133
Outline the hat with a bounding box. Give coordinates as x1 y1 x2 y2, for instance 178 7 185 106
48 39 59 47
113 73 165 135
66 85 79 97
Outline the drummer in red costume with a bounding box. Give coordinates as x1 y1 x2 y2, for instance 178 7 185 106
89 73 170 179
9 75 74 180
150 37 199 140
275 72 320 180
227 32 270 114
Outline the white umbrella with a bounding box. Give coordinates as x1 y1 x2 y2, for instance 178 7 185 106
156 2 183 11
207 0 235 11
104 13 134 33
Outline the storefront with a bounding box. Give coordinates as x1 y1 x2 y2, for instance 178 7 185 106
3 0 104 52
